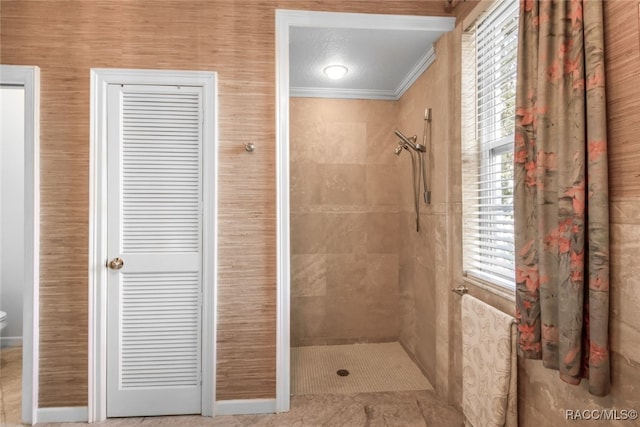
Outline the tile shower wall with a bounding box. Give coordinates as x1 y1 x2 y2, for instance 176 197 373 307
290 98 401 346
395 30 459 390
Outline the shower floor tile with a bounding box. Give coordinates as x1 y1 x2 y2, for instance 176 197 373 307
291 342 432 395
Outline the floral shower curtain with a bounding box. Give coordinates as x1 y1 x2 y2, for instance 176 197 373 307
514 0 610 396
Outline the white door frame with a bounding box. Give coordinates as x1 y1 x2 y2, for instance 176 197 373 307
0 64 40 425
274 10 456 412
89 68 218 421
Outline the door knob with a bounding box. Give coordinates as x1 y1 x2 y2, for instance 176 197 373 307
108 257 124 270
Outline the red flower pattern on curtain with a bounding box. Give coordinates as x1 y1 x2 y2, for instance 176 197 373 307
514 0 610 396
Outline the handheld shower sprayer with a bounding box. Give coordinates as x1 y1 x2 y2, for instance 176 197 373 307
392 108 433 231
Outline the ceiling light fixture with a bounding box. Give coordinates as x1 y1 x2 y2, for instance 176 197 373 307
323 64 348 80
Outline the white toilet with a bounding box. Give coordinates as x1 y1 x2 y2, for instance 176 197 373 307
0 311 7 332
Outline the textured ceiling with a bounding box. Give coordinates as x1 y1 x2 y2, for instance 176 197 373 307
289 16 455 100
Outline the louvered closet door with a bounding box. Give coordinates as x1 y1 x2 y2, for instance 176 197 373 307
106 84 203 417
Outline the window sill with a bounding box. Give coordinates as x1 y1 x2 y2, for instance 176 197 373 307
462 274 516 303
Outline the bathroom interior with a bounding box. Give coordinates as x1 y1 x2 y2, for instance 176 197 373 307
0 0 639 425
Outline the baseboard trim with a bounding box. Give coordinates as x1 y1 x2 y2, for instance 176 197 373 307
36 406 88 423
215 399 276 416
36 401 274 421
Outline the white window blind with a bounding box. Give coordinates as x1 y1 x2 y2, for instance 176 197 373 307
462 0 519 289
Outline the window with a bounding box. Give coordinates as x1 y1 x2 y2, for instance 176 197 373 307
462 0 519 289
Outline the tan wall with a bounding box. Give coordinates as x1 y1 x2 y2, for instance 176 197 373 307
606 0 640 198
0 0 452 407
289 98 401 346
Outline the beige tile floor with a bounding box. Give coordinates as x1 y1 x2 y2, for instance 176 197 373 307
1 345 22 426
34 391 462 427
2 342 463 426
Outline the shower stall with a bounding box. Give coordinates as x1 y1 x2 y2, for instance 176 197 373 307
289 96 434 396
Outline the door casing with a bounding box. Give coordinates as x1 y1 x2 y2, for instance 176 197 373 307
273 10 456 413
0 64 40 426
89 68 218 421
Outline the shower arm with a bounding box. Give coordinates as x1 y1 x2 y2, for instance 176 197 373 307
394 129 426 153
